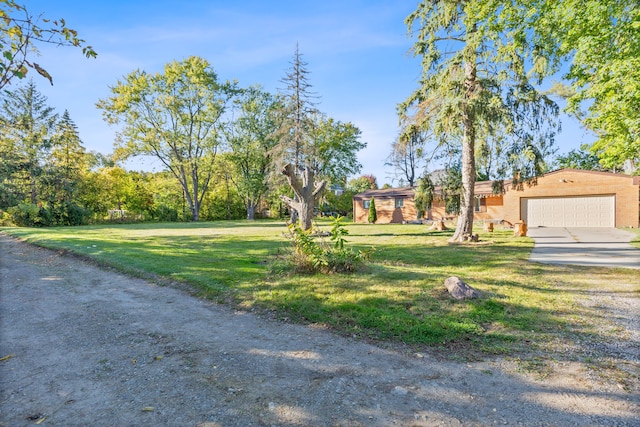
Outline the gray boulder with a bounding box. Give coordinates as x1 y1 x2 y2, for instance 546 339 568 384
444 276 481 300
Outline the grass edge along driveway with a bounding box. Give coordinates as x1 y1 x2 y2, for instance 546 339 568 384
3 220 639 360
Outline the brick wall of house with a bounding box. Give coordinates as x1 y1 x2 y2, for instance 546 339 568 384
501 170 640 227
428 196 503 222
352 170 640 227
354 196 418 223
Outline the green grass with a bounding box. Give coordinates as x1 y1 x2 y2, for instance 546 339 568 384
3 220 639 358
627 227 640 249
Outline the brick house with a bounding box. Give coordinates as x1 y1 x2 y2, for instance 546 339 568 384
353 169 640 228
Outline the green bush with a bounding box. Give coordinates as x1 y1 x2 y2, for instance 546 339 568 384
286 216 373 273
7 201 90 227
49 201 91 226
0 210 13 226
156 204 179 222
8 202 42 226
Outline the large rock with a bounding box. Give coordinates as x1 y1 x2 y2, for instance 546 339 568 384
444 276 481 300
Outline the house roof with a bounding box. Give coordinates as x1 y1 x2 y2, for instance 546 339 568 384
353 181 503 200
353 169 640 200
352 186 414 200
542 168 640 184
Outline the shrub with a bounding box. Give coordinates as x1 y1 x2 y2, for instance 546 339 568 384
49 201 91 226
0 210 13 226
156 205 179 222
286 216 373 273
368 196 377 223
7 202 42 226
7 201 90 226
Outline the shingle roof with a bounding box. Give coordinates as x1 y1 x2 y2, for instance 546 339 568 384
353 181 506 200
352 187 414 200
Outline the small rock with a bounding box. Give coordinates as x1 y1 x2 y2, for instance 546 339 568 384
444 276 481 300
391 386 408 396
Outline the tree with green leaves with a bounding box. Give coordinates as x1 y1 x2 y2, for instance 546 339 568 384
226 85 282 220
0 1 96 89
97 56 239 221
555 146 605 171
277 47 365 230
554 0 639 169
347 174 378 194
400 1 560 241
0 79 58 205
309 114 365 184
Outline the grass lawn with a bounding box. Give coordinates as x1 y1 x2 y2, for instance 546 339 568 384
628 227 640 248
3 220 639 359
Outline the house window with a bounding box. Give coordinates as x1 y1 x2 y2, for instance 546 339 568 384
363 200 371 209
395 198 404 208
474 198 486 212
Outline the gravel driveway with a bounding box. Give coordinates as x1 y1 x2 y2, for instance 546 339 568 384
1 234 638 426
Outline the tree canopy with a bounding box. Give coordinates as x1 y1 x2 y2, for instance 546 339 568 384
400 0 560 241
556 0 639 169
225 85 282 220
97 56 239 221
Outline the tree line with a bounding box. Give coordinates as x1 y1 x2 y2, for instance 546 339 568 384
1 0 637 235
0 69 370 226
0 3 370 228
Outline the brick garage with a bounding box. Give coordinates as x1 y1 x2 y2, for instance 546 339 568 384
502 169 640 228
353 169 640 227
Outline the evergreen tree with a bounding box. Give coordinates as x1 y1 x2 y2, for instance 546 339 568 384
276 45 321 229
0 79 58 205
277 46 364 230
400 1 560 241
44 110 87 203
368 197 377 224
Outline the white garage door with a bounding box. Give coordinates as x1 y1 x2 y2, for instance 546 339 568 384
522 195 615 227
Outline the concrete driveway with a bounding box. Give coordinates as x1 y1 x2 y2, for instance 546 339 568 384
528 227 640 269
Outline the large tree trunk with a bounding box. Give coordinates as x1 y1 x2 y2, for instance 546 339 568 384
451 53 477 242
246 200 256 220
280 163 326 230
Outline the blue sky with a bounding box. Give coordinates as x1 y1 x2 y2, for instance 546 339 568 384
25 0 594 185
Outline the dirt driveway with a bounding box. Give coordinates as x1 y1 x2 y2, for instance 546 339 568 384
1 234 638 426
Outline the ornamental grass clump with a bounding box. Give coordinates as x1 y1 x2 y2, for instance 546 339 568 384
287 215 373 273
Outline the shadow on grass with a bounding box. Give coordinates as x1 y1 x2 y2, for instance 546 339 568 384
4 223 636 367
